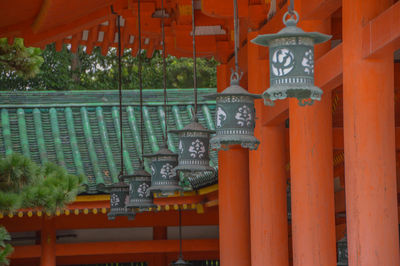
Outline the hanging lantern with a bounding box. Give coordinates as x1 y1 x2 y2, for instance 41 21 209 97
144 144 181 196
205 72 260 150
108 176 136 220
251 11 331 106
126 167 154 211
169 118 215 176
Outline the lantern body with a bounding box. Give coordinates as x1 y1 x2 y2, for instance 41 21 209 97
107 176 136 221
144 145 181 196
126 168 154 211
251 12 331 106
170 120 215 176
205 78 261 150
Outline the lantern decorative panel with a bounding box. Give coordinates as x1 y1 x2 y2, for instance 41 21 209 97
144 144 181 196
205 73 260 150
126 168 154 211
169 118 215 176
251 11 331 106
108 176 136 220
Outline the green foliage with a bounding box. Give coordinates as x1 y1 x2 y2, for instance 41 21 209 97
0 43 218 91
0 38 43 79
0 226 13 266
0 153 85 213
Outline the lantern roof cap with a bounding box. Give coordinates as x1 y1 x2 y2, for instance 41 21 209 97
204 77 261 99
251 12 331 47
131 166 151 179
172 258 192 265
143 143 178 158
169 118 215 134
110 179 129 189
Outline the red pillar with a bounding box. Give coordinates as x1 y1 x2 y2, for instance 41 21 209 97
343 0 400 265
289 18 337 265
217 64 251 266
40 217 56 266
248 31 289 266
149 227 168 266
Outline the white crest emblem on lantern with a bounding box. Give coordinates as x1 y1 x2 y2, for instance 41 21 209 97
137 182 149 198
110 194 120 207
235 105 252 127
189 139 206 158
178 140 184 155
160 163 174 179
302 49 314 74
271 48 295 76
216 106 227 128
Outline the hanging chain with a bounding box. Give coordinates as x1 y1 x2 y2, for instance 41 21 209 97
191 0 198 117
111 5 125 178
117 15 124 177
288 0 295 15
233 0 239 74
138 0 144 165
161 0 168 144
178 207 183 258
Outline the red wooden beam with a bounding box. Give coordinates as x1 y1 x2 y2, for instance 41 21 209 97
9 245 41 259
10 240 218 259
2 207 219 232
54 239 219 257
362 1 400 58
300 0 342 20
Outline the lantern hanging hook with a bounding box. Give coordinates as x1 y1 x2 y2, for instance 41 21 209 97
283 10 299 26
191 0 198 117
230 70 243 85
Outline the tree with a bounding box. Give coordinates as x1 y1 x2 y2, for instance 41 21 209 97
0 153 85 265
0 38 43 79
0 43 218 91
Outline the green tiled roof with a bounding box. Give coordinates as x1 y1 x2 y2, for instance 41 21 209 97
0 89 217 194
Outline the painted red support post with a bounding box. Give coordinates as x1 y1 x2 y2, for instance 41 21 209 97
217 64 251 266
40 217 56 266
248 31 289 266
289 17 337 265
343 0 400 265
149 226 168 266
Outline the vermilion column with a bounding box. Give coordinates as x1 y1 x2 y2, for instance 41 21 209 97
217 64 251 266
289 18 336 265
343 0 400 265
248 31 289 266
150 226 168 266
40 217 56 266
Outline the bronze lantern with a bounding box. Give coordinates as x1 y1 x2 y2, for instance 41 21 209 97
108 175 136 220
251 11 331 106
144 144 182 196
169 117 215 177
205 72 260 150
126 167 154 212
